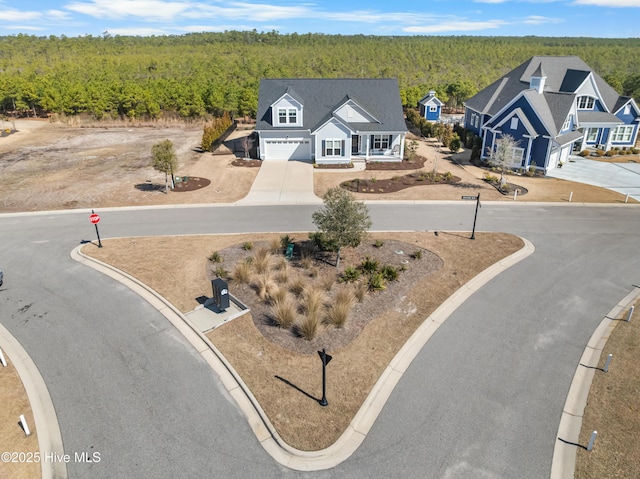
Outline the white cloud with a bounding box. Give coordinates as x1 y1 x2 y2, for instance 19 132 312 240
3 25 46 31
572 0 640 5
404 20 507 33
523 15 563 24
106 27 171 35
0 8 70 22
65 0 190 20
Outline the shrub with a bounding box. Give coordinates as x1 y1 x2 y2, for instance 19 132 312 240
325 289 354 328
596 149 605 157
605 150 616 157
271 297 297 329
411 250 423 260
269 285 288 304
632 148 639 154
242 242 253 250
275 265 289 284
297 312 321 340
213 266 228 278
380 264 399 282
360 256 379 274
340 265 361 283
367 272 386 292
526 161 537 177
231 262 252 284
443 171 453 181
373 239 384 248
449 134 461 152
208 251 222 263
280 234 293 252
483 172 499 183
579 149 591 157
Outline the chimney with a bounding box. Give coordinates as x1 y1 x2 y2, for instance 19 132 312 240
530 64 546 94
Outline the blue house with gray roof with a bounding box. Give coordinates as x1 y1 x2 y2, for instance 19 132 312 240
256 78 407 164
464 56 640 172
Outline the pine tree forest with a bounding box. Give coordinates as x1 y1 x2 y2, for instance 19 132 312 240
1 32 639 121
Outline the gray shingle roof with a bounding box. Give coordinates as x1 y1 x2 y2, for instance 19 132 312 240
465 56 626 118
256 78 407 132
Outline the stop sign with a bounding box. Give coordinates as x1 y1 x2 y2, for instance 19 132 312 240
89 213 100 224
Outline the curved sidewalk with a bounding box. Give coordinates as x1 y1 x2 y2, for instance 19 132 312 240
550 287 640 478
0 323 67 479
71 236 534 470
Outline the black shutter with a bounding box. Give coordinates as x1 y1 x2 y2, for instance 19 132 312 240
322 140 325 156
341 140 345 156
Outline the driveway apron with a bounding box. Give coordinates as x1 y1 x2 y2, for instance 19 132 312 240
547 157 640 202
236 159 322 205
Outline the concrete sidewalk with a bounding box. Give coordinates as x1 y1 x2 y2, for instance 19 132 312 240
547 157 640 202
235 160 322 205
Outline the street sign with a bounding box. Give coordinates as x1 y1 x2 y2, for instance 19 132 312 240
318 349 332 366
89 213 100 224
461 195 478 200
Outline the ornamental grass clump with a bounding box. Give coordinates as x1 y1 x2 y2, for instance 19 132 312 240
339 265 361 283
230 261 252 284
252 247 272 274
380 264 399 282
353 280 368 302
254 273 277 302
288 273 305 297
368 271 386 292
302 286 326 317
296 312 321 340
325 288 355 328
270 296 297 329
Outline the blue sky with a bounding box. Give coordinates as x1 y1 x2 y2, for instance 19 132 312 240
2 0 639 38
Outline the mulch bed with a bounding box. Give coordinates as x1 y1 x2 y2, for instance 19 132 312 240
365 155 427 170
172 176 211 192
483 179 528 196
341 172 461 194
232 158 262 167
314 163 354 169
207 239 443 355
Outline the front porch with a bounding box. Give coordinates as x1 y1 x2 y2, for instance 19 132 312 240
350 133 404 162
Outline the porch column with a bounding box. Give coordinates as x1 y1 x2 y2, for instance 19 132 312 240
399 133 405 159
604 127 613 151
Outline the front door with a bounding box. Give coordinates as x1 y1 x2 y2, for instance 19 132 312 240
352 135 359 155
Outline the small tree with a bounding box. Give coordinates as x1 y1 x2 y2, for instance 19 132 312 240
311 187 372 268
406 139 419 161
489 133 519 187
151 139 178 193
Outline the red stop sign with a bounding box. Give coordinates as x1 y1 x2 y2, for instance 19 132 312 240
89 213 100 224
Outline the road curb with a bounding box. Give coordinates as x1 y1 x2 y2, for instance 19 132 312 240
72 236 534 471
549 287 640 479
0 323 67 479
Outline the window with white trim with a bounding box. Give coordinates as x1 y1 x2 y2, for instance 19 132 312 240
562 115 571 132
510 117 519 130
577 96 595 110
373 134 390 150
429 106 437 112
586 128 598 142
612 125 633 142
474 114 479 128
512 147 525 166
288 108 297 124
325 139 341 156
470 113 476 127
278 108 287 124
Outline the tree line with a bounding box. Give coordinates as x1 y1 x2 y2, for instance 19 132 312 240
1 32 639 121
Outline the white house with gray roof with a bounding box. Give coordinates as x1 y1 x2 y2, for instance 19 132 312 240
464 56 640 172
256 78 407 164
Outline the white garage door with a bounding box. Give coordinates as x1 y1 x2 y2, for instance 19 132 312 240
264 139 311 160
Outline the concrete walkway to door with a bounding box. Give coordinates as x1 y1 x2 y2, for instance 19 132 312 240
235 159 322 205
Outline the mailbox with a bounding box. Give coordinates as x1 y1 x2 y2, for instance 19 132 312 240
211 278 230 310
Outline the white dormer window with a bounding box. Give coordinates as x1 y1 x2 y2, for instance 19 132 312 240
577 96 595 110
562 115 571 132
624 104 631 115
277 107 298 125
510 117 519 130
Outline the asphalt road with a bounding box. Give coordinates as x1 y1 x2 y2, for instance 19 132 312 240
0 203 638 478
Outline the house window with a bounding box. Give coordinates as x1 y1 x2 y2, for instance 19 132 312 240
586 128 598 142
474 114 479 128
510 117 519 130
288 108 297 124
577 96 595 109
373 134 391 150
278 108 287 124
612 125 633 142
562 115 571 132
429 106 437 112
512 147 525 166
624 104 631 115
471 113 477 127
325 139 342 156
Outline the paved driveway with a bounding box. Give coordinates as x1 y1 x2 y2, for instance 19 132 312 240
547 157 640 202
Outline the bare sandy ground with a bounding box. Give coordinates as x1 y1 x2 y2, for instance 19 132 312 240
0 119 258 212
0 120 632 213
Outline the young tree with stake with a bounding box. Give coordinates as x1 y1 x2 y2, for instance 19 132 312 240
490 133 519 187
151 139 178 194
311 187 371 268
